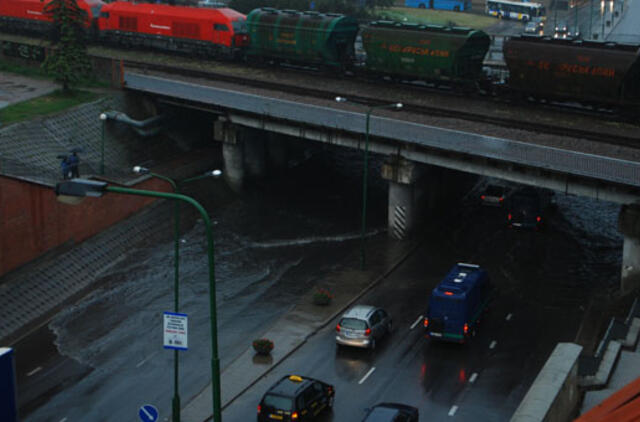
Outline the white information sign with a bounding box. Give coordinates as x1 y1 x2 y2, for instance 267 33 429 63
163 312 188 351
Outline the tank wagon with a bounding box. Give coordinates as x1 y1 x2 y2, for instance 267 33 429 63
0 0 103 34
97 2 248 57
361 21 490 84
245 7 359 69
504 35 640 108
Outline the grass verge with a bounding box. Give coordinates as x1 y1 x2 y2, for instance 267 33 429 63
375 6 498 29
0 90 102 125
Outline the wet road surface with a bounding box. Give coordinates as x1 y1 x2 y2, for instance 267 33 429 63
224 184 616 421
14 144 622 421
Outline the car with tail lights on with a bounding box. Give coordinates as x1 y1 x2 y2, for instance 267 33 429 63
506 187 554 230
336 305 392 350
257 374 334 421
424 263 491 343
480 184 506 207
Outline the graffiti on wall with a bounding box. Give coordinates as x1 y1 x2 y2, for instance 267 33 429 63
1 41 45 62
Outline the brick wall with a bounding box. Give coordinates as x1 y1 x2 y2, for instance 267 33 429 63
0 176 172 278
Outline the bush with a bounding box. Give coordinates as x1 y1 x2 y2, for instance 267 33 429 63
252 338 274 355
313 288 334 306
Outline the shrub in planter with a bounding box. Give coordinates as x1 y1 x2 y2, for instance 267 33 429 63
252 338 274 355
313 288 334 306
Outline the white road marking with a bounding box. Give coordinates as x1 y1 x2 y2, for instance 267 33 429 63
448 405 458 416
490 340 497 349
358 367 376 384
469 372 478 383
136 351 158 368
506 313 513 321
58 418 68 422
136 357 151 368
27 366 42 377
410 315 423 330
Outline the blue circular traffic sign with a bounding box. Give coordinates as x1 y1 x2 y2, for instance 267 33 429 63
139 404 159 422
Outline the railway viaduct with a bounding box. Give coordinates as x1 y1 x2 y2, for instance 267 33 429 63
121 71 640 292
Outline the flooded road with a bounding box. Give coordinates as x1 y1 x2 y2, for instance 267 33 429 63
17 143 622 421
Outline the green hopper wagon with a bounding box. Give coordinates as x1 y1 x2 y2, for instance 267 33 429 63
246 7 359 69
361 21 490 83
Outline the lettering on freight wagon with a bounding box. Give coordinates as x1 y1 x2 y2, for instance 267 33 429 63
277 31 296 45
381 42 450 57
527 59 615 77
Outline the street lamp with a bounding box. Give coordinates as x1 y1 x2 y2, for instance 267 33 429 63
132 166 221 422
99 113 107 175
334 96 403 270
54 179 224 422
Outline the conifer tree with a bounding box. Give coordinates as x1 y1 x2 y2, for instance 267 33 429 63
42 0 92 93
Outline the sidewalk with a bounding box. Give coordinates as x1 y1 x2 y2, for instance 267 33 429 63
181 237 422 422
579 310 640 415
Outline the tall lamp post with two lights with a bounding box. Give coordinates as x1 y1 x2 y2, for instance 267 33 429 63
334 97 403 270
54 179 224 422
132 166 221 422
99 113 107 175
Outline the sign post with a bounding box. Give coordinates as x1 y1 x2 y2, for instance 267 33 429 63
139 404 159 422
0 348 18 422
164 312 188 351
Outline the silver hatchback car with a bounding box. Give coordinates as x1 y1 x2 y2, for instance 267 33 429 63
335 305 392 349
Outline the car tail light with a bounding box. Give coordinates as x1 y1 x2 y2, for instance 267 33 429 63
257 404 261 414
499 197 504 203
463 323 469 334
335 324 341 332
365 328 371 336
444 291 453 296
480 195 485 200
423 317 429 328
292 411 299 420
507 213 512 220
327 386 334 395
536 216 541 222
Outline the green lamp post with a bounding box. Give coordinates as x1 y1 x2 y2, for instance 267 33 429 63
334 97 403 270
54 179 224 422
132 166 221 422
99 113 107 175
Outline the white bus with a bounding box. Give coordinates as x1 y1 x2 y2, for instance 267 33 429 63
485 0 546 22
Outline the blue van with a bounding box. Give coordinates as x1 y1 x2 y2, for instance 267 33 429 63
424 263 491 343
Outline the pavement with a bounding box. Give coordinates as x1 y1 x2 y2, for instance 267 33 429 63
0 71 57 109
181 237 421 421
579 311 640 416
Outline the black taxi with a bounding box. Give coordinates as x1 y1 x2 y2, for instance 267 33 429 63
257 374 334 421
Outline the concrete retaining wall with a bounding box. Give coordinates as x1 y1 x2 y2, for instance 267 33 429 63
511 343 583 422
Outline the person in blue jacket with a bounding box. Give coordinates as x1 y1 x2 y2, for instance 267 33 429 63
68 152 80 178
60 156 71 179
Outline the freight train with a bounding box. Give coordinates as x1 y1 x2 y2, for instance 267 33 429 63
1 0 639 112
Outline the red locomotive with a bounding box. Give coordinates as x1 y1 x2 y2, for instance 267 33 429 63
0 0 104 32
97 2 248 57
0 0 248 58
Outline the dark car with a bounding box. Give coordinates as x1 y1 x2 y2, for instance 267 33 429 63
523 21 544 35
480 184 506 207
507 187 552 230
362 403 419 422
257 375 334 421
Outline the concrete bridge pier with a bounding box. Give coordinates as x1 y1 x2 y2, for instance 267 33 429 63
382 158 424 240
618 203 640 293
243 128 267 179
216 119 244 192
267 132 288 174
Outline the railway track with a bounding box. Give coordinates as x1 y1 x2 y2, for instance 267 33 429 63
2 32 637 146
120 57 640 148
